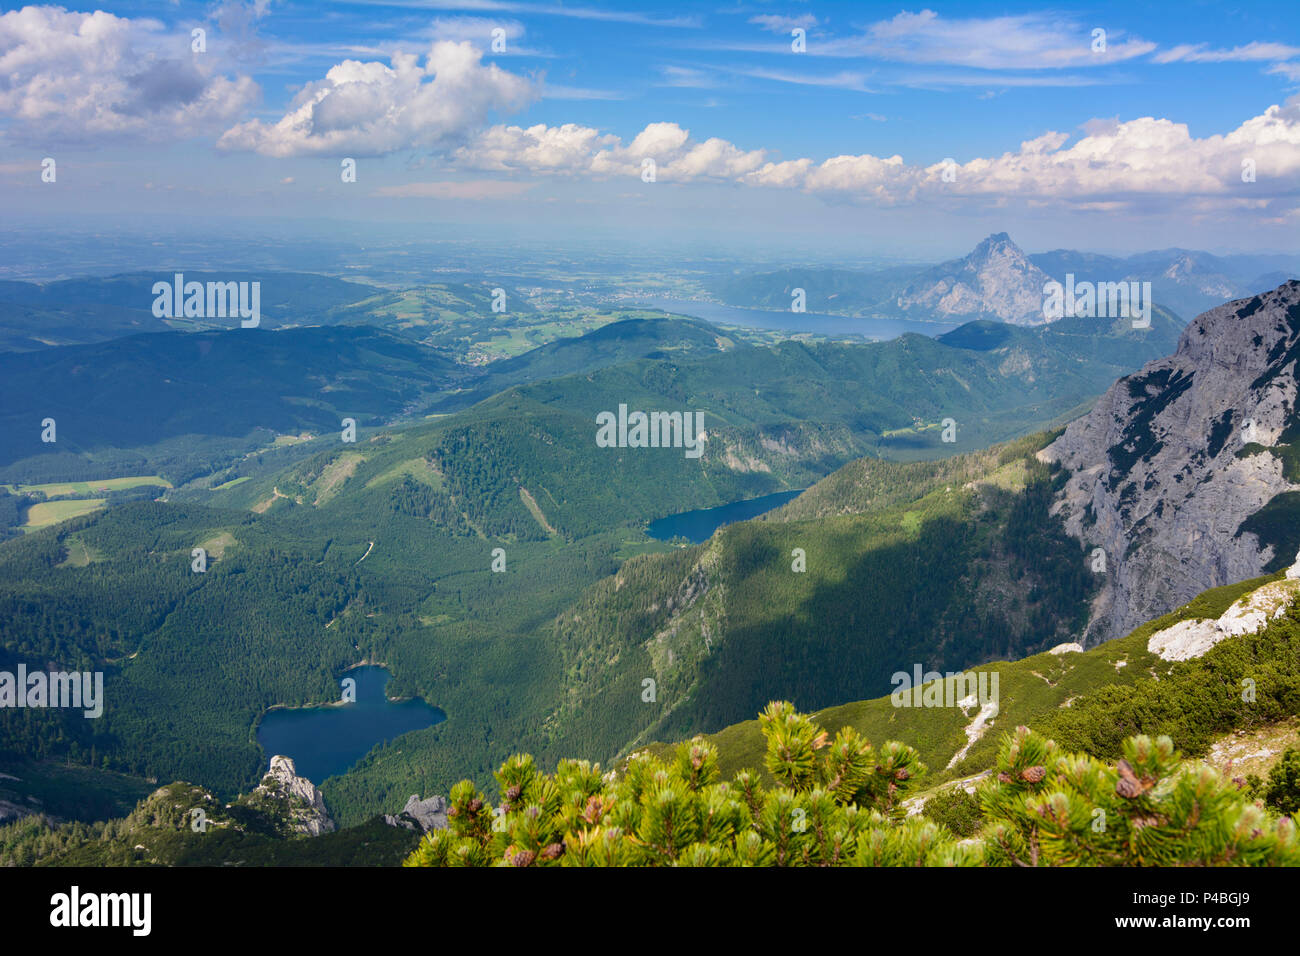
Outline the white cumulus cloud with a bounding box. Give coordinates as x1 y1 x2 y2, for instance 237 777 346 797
0 5 258 145
217 40 536 157
447 100 1300 213
456 119 766 182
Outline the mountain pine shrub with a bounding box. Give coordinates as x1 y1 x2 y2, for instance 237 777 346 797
404 702 1298 867
1264 748 1300 816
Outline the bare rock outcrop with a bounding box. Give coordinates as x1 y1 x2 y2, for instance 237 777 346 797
1042 280 1300 642
252 756 335 836
384 794 449 832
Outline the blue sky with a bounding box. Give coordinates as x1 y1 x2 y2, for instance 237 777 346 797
2 0 1299 257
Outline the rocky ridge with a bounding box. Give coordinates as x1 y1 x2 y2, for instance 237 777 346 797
1042 280 1300 642
250 755 335 836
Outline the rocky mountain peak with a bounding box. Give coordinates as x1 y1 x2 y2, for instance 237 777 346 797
252 755 335 836
1042 279 1300 642
971 232 1015 255
895 232 1054 325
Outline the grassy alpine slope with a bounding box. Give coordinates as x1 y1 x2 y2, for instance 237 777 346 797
401 568 1300 867
640 571 1300 793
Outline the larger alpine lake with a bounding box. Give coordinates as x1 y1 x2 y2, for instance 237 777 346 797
256 666 445 783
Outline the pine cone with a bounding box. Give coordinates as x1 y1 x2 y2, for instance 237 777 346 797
1019 766 1046 783
1115 759 1152 799
539 842 565 861
1112 764 1154 801
510 849 536 867
505 785 522 802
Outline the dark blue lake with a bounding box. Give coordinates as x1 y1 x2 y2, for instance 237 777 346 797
256 666 445 783
647 490 804 544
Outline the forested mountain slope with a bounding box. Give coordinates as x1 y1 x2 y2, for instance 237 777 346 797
9 564 1298 867
0 326 465 469
205 305 1182 542
0 303 1183 829
543 433 1096 761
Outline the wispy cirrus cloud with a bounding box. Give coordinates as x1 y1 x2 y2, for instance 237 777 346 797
749 14 818 34
1269 63 1300 83
722 65 876 93
1154 42 1300 64
816 10 1155 68
896 71 1122 90
344 0 702 29
540 83 624 100
655 65 721 89
689 9 1154 71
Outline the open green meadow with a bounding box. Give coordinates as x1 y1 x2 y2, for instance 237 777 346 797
22 498 107 529
4 475 171 498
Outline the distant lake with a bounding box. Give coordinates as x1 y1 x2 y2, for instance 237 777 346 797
256 666 445 783
647 490 804 544
631 297 955 341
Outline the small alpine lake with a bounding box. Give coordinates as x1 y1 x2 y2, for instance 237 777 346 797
255 665 445 783
647 489 804 544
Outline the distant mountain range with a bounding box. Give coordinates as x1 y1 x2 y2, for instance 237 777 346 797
4 238 1291 359
707 234 1299 326
0 272 383 351
0 299 1182 493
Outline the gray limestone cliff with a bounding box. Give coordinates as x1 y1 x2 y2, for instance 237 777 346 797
384 794 449 832
250 756 335 836
1041 279 1300 642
